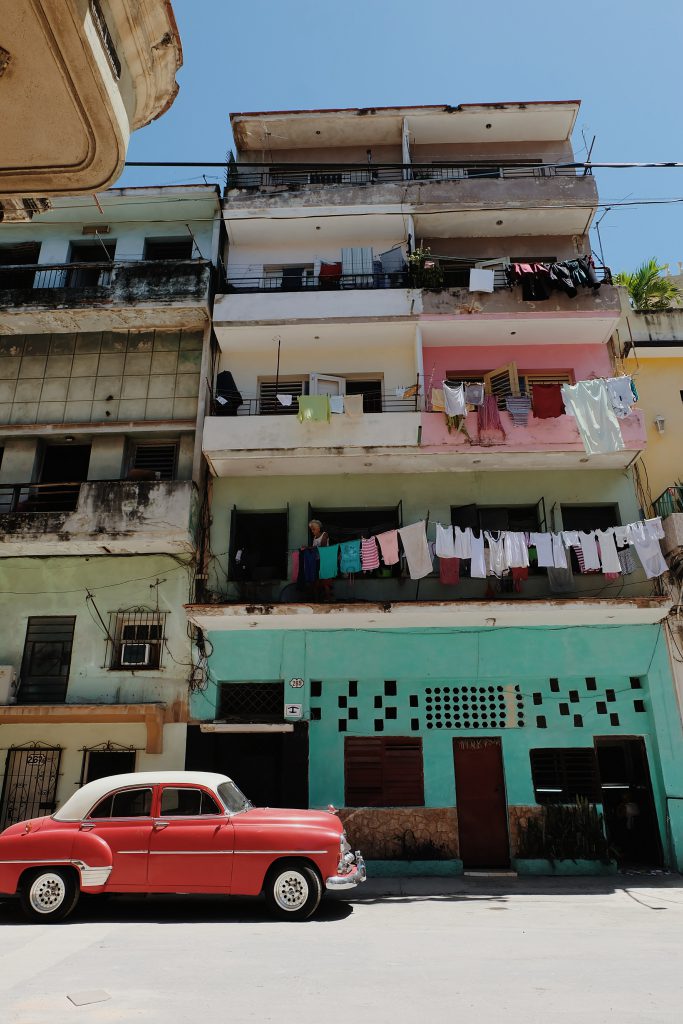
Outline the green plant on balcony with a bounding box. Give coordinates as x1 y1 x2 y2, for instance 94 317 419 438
615 258 681 311
516 798 612 863
409 247 444 288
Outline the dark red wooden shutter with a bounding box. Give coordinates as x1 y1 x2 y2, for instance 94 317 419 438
344 737 424 806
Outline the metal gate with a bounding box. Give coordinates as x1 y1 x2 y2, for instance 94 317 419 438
0 743 62 830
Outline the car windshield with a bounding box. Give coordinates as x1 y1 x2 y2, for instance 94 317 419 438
217 780 252 815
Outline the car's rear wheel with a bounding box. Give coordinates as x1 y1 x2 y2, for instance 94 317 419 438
265 861 322 920
19 868 79 923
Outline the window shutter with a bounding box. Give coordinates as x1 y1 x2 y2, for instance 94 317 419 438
484 362 519 407
344 737 424 807
258 379 305 415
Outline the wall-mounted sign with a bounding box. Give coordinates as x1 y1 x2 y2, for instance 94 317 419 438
285 703 303 720
289 678 304 689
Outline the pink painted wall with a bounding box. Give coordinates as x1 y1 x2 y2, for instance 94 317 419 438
420 409 646 451
422 344 613 385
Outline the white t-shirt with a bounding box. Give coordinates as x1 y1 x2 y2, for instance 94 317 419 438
435 523 456 558
470 530 486 578
596 528 621 573
453 526 472 559
551 533 568 569
578 531 601 571
504 531 530 568
627 518 668 579
529 532 554 568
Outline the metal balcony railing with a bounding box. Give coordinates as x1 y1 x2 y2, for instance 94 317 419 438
223 269 412 293
227 161 589 190
653 485 683 519
0 482 82 515
207 388 423 417
0 258 212 295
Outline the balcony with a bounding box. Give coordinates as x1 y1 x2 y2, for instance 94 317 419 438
203 403 421 476
656 487 683 573
420 272 621 347
226 162 598 236
419 409 647 470
0 479 197 555
0 259 214 335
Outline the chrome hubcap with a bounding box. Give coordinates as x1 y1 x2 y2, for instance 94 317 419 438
29 872 66 914
273 870 309 911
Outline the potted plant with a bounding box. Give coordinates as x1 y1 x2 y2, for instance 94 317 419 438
512 798 617 876
408 247 444 289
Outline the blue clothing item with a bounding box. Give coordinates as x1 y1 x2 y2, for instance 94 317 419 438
630 378 639 401
302 547 319 583
339 539 361 574
318 544 339 580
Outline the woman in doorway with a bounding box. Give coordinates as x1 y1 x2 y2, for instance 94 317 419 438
308 519 333 601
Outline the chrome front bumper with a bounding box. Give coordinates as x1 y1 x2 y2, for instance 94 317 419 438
325 852 366 891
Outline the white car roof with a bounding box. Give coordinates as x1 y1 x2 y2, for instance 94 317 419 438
53 771 233 821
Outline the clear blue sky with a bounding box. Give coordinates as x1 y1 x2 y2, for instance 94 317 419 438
120 0 683 275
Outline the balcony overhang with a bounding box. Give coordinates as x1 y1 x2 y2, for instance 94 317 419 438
213 287 420 331
186 598 671 632
0 703 167 754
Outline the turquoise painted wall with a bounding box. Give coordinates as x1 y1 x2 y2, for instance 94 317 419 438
198 623 683 869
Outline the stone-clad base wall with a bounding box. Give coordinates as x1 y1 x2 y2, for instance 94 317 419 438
339 807 459 860
508 805 544 857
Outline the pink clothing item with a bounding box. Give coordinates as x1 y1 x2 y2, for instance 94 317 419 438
478 395 506 440
290 550 300 581
439 557 460 585
376 529 400 566
361 536 380 571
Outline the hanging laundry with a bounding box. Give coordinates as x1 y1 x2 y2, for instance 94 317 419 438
277 393 293 407
511 566 529 592
290 550 300 581
302 547 319 583
547 566 576 593
361 537 380 572
630 378 639 402
503 532 530 568
560 380 624 455
509 262 552 301
577 531 601 571
298 395 330 423
453 526 472 559
469 267 495 293
398 521 433 580
435 523 456 558
443 381 467 416
626 518 668 579
376 529 400 566
431 388 445 413
605 376 635 419
329 395 345 415
339 539 362 574
618 548 637 575
395 385 407 399
505 395 532 427
529 531 554 568
595 528 621 574
318 544 340 580
478 395 505 437
548 262 578 298
343 394 364 421
439 557 460 585
551 532 569 569
464 382 485 406
532 382 564 419
469 530 487 578
613 525 629 547
403 383 419 400
484 531 508 577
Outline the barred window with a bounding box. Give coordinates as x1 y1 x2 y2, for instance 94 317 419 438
107 611 166 670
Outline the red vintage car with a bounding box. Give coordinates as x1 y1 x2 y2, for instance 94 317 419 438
0 771 365 922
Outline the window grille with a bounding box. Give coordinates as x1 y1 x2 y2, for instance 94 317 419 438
529 748 600 804
89 0 122 78
18 617 75 704
131 442 178 480
107 611 166 670
218 682 284 723
258 379 305 415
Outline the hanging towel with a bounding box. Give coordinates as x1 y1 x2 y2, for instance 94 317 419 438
435 523 456 558
439 557 460 584
469 267 495 293
478 394 505 437
318 544 340 580
464 382 485 406
343 394 364 421
505 394 532 427
376 529 400 566
547 566 575 593
469 530 487 579
339 540 362 574
361 536 380 572
431 388 445 413
302 547 319 583
297 395 330 423
605 376 635 419
329 395 345 415
398 521 433 580
443 381 467 416
596 528 621 573
277 393 293 407
532 382 564 418
561 380 624 454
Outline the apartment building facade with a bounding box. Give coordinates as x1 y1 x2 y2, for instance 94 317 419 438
0 185 221 827
185 102 683 873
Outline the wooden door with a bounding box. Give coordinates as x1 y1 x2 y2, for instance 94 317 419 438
453 737 510 868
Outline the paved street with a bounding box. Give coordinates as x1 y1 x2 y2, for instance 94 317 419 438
1 874 682 1023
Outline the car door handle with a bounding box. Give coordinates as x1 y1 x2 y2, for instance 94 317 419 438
153 821 169 831
79 822 95 831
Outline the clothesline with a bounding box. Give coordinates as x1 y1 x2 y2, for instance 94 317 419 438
290 515 668 586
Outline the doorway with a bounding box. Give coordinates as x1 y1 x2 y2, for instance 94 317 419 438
453 737 510 868
37 443 91 512
0 744 62 829
595 738 663 868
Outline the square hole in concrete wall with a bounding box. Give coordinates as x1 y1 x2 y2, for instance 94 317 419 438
630 677 643 689
338 696 347 708
573 715 583 727
385 707 397 720
596 702 607 714
349 708 358 720
559 703 569 716
310 707 321 721
536 716 547 728
549 678 560 692
633 700 646 713
384 680 397 696
569 690 580 703
585 677 597 690
374 719 384 732
606 689 616 702
411 719 420 731
374 696 382 709
610 713 620 726
349 681 358 697
311 680 322 698
533 693 543 705
338 720 347 732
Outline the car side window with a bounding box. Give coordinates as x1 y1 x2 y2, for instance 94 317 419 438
160 788 221 817
90 788 153 819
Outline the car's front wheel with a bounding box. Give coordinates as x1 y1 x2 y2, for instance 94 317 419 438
265 861 322 920
19 868 80 923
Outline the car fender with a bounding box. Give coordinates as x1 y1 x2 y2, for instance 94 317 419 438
0 827 113 894
231 823 340 897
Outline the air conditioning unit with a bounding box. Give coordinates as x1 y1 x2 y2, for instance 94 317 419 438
120 643 152 667
0 666 17 704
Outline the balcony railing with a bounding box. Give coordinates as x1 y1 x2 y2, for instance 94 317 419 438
227 161 589 190
207 385 423 417
223 269 411 293
0 258 213 298
0 482 82 514
653 485 683 519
